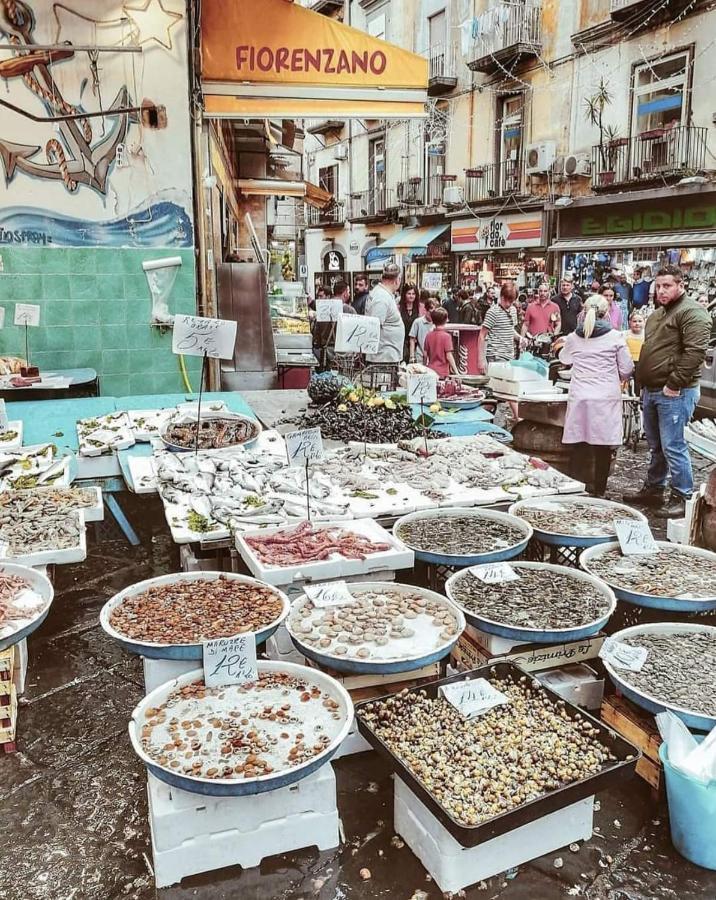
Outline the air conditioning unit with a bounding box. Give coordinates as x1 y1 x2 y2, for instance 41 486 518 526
525 141 557 175
442 185 463 207
334 144 348 161
564 153 591 177
551 156 565 176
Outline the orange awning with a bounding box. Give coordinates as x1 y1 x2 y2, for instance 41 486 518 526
201 0 427 119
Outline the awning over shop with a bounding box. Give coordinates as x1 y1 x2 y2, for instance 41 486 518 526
201 0 428 119
237 178 333 210
550 232 716 252
377 225 450 254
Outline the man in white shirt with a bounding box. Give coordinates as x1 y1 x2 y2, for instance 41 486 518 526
365 262 404 364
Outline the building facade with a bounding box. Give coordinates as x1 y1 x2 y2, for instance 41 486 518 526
303 0 716 298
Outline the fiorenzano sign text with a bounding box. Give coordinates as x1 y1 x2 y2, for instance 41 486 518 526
235 46 387 76
579 204 716 236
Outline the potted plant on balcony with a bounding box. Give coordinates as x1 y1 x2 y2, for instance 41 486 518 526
584 79 621 186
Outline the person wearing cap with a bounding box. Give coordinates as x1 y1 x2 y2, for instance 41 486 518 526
365 262 405 365
554 275 583 335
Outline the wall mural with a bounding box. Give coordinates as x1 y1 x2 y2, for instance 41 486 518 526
0 0 193 247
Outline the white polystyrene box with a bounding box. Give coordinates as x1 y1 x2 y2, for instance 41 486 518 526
142 657 197 695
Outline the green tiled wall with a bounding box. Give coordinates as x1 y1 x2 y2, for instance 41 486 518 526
0 247 202 396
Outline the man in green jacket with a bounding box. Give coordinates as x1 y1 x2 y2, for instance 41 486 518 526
624 265 711 517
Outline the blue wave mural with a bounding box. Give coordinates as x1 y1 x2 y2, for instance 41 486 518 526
0 201 193 248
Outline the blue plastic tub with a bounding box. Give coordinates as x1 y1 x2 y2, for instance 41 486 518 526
660 741 716 870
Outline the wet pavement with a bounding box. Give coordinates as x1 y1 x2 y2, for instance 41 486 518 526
2 445 716 900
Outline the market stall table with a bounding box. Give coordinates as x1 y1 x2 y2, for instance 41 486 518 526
0 368 98 401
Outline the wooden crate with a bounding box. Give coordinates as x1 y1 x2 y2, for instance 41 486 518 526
601 694 663 794
305 657 441 693
0 683 17 752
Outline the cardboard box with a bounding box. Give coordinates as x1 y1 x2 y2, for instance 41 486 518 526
450 629 604 674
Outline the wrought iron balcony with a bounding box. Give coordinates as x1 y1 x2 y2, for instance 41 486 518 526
348 188 395 221
590 126 708 191
305 203 345 226
466 3 542 75
426 42 458 96
397 175 452 209
465 160 525 203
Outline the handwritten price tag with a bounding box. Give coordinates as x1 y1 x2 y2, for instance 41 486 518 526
407 372 438 405
14 303 40 327
203 634 258 687
285 427 325 467
440 678 510 718
0 400 8 433
599 637 648 672
422 271 443 292
0 307 5 329
172 314 238 360
305 581 354 608
316 299 343 323
472 562 520 584
614 519 659 555
335 314 380 354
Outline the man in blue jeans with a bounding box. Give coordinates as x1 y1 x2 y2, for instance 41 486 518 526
623 266 710 518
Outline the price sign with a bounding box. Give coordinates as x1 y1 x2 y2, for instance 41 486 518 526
0 307 5 329
407 372 438 405
203 634 258 687
316 299 343 323
440 678 510 718
0 400 8 433
422 271 443 292
335 314 380 354
614 519 659 555
305 581 354 609
285 427 325 467
599 637 648 672
472 562 520 584
14 303 40 327
172 314 238 360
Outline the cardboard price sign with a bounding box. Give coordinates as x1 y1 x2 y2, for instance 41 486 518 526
614 519 659 555
599 637 648 672
471 562 520 584
422 271 443 292
316 299 343 323
335 314 380 354
440 678 510 718
172 314 238 360
203 634 258 687
285 427 325 467
407 372 438 405
304 581 354 609
14 303 40 327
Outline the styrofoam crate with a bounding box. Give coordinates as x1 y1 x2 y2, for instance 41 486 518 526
235 518 414 587
0 421 23 451
143 657 197 695
12 639 27 695
394 778 593 894
332 715 371 759
148 764 340 889
266 623 307 666
0 511 87 567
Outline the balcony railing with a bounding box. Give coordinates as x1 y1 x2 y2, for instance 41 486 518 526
348 188 395 220
397 175 450 208
305 203 345 226
466 3 542 74
591 126 708 191
426 42 458 95
465 159 524 203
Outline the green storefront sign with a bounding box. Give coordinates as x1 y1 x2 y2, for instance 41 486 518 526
581 205 716 236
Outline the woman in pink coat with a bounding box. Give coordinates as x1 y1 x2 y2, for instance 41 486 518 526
559 296 634 495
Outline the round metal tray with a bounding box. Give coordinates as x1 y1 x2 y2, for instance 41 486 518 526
129 662 353 796
101 572 290 660
580 541 716 611
439 397 484 410
602 623 716 731
0 563 54 651
445 561 616 643
393 507 532 567
160 414 262 453
286 582 466 674
508 496 647 548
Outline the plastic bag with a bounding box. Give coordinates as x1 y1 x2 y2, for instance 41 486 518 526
657 711 716 784
510 353 548 378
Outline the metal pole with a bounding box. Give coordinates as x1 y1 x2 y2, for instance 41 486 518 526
0 43 142 53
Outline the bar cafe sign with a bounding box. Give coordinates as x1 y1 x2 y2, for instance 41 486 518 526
571 199 716 237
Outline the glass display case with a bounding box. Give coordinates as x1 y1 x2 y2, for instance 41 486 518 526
269 282 312 350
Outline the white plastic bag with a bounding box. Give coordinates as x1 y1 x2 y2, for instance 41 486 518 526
657 711 716 784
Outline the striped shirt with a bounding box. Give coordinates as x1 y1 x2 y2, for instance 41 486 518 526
482 303 516 361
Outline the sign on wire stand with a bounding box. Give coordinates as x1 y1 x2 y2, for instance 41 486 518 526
285 427 325 467
316 299 343 323
407 372 438 405
614 519 659 555
172 314 237 360
335 314 380 354
14 303 40 327
440 677 510 718
472 562 521 584
599 637 648 672
304 581 354 609
203 634 258 687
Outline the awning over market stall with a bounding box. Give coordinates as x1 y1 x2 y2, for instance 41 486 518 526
237 178 333 210
375 225 450 254
201 0 428 119
550 232 716 251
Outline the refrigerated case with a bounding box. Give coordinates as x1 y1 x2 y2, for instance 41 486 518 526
269 282 311 350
